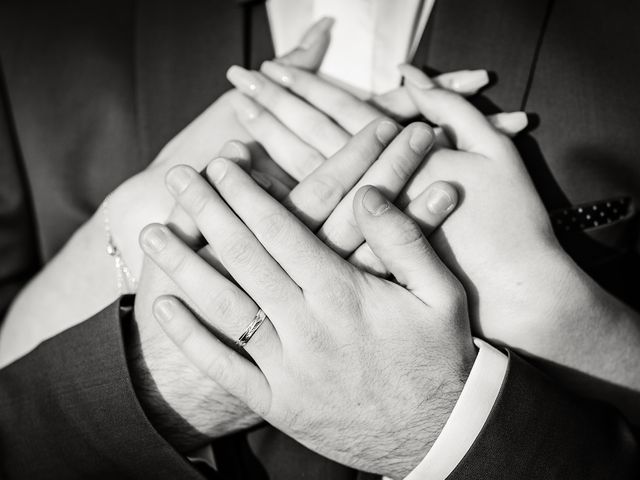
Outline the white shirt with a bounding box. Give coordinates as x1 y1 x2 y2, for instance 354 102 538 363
266 2 511 479
268 0 435 95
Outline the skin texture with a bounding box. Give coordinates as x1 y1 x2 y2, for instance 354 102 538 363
228 60 640 423
134 117 462 447
140 159 476 478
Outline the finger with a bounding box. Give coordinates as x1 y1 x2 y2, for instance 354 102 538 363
318 122 434 257
229 92 325 181
165 165 302 319
261 61 387 134
153 295 271 415
166 140 254 247
204 158 342 290
349 181 458 276
372 69 490 120
228 66 350 157
399 64 512 159
487 112 529 137
278 17 334 72
284 118 399 230
433 110 528 149
139 224 280 361
433 69 490 96
396 148 462 209
353 186 459 305
251 170 292 201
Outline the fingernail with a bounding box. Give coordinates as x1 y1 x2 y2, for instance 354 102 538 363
300 17 335 49
154 298 174 324
399 64 435 90
409 125 433 153
227 65 263 96
207 158 229 183
442 70 489 95
219 141 245 160
375 120 399 144
229 92 262 121
141 226 167 253
166 166 193 195
261 61 293 86
362 187 390 216
426 187 455 215
251 170 272 189
489 111 528 133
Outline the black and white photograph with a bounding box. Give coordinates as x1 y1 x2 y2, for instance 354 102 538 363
0 0 639 478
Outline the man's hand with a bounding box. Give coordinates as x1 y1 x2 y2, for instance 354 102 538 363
139 159 476 479
124 17 338 449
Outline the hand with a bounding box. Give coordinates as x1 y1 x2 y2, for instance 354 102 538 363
140 160 476 479
135 115 461 447
129 141 264 450
225 60 528 183
106 18 336 283
392 65 640 419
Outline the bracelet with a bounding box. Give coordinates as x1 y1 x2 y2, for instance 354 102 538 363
102 194 137 294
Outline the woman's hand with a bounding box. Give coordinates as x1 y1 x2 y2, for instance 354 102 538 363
394 65 640 420
0 18 336 366
225 61 527 183
140 160 475 479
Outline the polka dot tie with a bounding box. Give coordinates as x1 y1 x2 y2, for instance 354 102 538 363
550 197 633 233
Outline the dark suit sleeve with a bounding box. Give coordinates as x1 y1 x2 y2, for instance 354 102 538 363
0 62 210 480
0 297 211 480
447 351 640 479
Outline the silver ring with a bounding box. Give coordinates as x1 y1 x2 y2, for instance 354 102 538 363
236 309 267 348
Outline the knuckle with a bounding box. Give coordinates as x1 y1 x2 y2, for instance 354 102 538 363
390 153 419 182
294 150 324 179
205 350 233 383
255 211 289 240
221 236 258 268
172 323 195 347
307 175 344 206
439 278 467 311
166 249 190 277
318 276 361 314
393 221 425 248
209 288 243 323
183 184 211 217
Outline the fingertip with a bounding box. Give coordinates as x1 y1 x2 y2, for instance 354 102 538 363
399 64 435 90
139 223 168 253
423 181 458 216
354 185 390 217
219 140 251 170
153 295 177 324
165 164 196 196
407 122 435 154
300 16 335 49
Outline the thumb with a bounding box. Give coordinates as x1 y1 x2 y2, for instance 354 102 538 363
278 17 334 71
353 185 459 306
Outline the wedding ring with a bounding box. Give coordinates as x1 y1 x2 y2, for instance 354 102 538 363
236 309 267 348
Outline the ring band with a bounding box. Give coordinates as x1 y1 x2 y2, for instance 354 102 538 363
237 309 267 348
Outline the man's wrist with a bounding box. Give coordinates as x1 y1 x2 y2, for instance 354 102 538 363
390 343 477 479
124 302 212 453
403 340 508 480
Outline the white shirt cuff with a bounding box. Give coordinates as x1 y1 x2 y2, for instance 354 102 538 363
403 338 508 480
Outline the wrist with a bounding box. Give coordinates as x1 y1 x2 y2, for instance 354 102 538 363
390 345 477 479
125 302 213 452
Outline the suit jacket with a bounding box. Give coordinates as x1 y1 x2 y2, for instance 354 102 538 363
0 0 639 478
